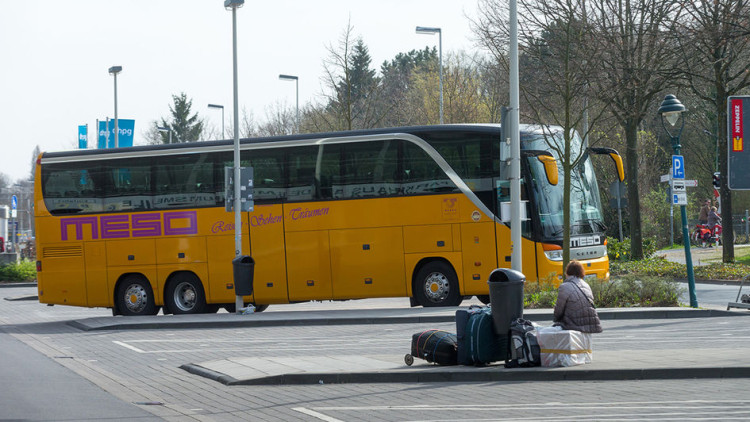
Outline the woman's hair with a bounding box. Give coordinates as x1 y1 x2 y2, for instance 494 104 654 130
565 260 585 279
711 207 717 212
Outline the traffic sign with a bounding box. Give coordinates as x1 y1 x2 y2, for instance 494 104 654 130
728 96 750 190
672 155 685 179
671 180 685 192
684 179 698 187
673 192 687 206
10 195 17 219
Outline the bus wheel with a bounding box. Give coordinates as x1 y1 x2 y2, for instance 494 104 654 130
253 304 268 313
413 262 463 307
116 275 158 316
165 273 207 314
477 295 491 305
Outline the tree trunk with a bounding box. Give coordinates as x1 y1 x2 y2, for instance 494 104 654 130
625 119 643 259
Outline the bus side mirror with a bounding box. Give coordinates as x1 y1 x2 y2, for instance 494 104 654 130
589 147 625 182
537 155 559 186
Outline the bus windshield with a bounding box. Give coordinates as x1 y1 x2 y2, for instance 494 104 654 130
525 131 604 241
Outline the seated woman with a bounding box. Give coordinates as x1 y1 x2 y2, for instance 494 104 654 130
553 260 603 333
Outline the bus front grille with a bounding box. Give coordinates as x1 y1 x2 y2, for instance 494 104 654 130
43 246 83 258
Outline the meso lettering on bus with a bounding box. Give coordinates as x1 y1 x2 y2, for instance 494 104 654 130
60 211 198 240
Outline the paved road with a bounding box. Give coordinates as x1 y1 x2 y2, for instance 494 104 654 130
3 285 750 421
658 243 750 266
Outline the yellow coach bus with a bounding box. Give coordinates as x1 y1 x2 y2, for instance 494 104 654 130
35 124 623 315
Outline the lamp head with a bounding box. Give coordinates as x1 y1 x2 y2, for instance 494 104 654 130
416 26 441 35
108 66 122 75
658 94 686 127
224 0 244 8
278 74 298 81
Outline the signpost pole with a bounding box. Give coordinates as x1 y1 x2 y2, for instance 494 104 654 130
672 154 698 308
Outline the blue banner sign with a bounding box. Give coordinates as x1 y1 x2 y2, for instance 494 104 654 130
98 119 135 148
78 125 88 149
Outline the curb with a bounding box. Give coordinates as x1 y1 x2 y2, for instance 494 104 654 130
68 307 749 332
179 363 750 386
0 282 37 289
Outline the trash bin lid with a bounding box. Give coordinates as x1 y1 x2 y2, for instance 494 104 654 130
232 255 254 264
488 267 525 283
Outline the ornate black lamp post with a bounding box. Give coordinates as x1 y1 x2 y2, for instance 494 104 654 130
658 94 698 308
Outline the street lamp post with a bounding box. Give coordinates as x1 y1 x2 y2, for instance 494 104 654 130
108 66 122 148
225 0 245 313
278 74 299 133
415 26 443 125
658 94 698 308
208 104 225 139
156 126 172 144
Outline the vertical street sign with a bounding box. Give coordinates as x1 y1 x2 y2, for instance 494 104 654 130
672 155 685 179
728 96 750 190
10 195 17 219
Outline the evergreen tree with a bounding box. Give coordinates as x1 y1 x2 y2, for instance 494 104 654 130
156 93 205 143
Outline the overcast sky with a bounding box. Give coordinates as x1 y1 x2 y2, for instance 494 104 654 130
0 0 483 183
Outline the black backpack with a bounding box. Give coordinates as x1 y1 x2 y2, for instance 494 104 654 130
506 318 541 368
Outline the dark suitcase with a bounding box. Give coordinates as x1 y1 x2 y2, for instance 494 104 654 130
459 306 507 365
456 305 484 365
406 329 458 366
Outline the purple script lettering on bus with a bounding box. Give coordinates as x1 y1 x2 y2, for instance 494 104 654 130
289 207 329 220
60 211 198 241
61 217 98 241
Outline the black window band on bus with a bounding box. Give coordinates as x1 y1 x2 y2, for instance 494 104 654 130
41 135 503 216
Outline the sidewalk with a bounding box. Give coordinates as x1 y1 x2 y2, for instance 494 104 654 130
64 306 750 386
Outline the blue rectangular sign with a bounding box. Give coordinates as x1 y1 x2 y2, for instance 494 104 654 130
672 155 685 179
98 119 135 148
78 125 87 149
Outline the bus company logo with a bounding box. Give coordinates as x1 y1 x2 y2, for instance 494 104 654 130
442 197 458 220
288 207 329 220
570 235 602 248
60 211 198 240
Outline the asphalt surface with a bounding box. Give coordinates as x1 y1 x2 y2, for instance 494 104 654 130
3 282 750 421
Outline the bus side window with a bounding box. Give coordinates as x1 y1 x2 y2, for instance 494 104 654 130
286 146 317 202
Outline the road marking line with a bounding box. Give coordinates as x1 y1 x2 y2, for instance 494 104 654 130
112 340 146 353
292 407 344 422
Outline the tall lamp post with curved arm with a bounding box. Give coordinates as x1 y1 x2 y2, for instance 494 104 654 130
658 94 697 308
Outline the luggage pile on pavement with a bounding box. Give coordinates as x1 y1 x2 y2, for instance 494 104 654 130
405 305 592 368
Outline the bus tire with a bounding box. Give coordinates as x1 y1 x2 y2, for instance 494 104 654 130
413 261 463 307
477 295 491 305
165 273 207 315
254 304 268 313
116 275 158 316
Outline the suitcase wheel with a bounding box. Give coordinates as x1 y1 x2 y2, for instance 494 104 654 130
404 354 414 366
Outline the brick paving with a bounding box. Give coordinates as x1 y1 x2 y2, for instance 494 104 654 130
3 284 750 421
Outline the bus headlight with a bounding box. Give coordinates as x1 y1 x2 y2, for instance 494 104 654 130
542 243 563 261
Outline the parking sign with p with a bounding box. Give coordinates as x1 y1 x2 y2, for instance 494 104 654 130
672 155 685 179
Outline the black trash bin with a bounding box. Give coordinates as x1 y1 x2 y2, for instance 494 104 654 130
487 268 525 337
232 255 255 296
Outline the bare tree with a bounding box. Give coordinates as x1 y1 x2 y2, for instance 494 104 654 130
257 102 296 137
474 0 610 266
588 0 682 259
675 0 750 262
313 22 385 131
